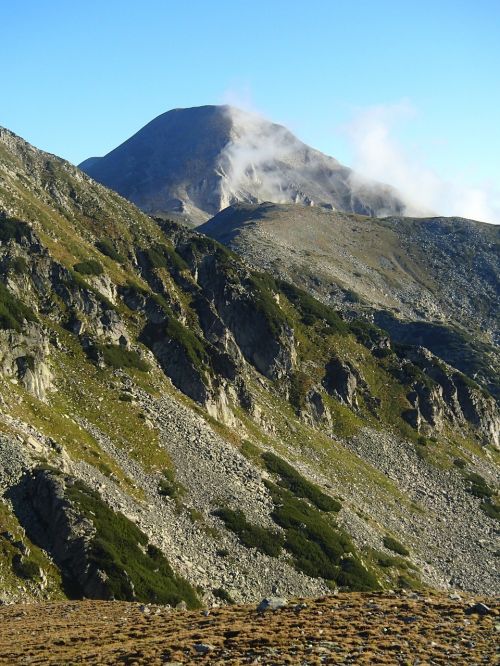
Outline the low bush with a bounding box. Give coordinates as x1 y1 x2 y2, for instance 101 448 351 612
12 554 40 580
96 239 125 263
266 482 379 590
99 345 149 372
481 500 500 521
383 536 410 556
73 259 104 276
336 557 380 591
145 244 189 272
248 273 289 336
465 472 493 499
278 281 348 334
66 479 200 607
10 257 28 274
262 452 341 512
349 319 388 349
165 316 209 372
214 507 283 557
213 587 235 604
0 282 37 331
0 215 30 243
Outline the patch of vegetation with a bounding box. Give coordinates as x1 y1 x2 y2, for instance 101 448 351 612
96 239 125 263
262 452 341 512
465 472 493 499
0 215 30 243
288 371 314 412
96 344 150 372
481 499 500 521
239 440 262 464
247 272 289 336
66 479 200 607
0 282 37 331
145 243 190 273
349 319 389 350
397 573 422 590
73 259 104 276
214 507 284 557
266 482 379 590
10 257 28 274
383 536 410 556
157 468 186 500
279 280 348 334
212 587 235 604
65 270 115 310
12 554 40 580
165 316 210 372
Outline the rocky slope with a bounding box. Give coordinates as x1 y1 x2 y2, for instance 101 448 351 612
0 127 498 610
79 105 407 224
200 203 500 398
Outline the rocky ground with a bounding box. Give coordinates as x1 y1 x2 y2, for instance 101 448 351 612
0 591 497 664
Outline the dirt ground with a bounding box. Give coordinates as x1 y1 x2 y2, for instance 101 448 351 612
0 591 497 664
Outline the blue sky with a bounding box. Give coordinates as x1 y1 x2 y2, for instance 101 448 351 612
3 0 500 221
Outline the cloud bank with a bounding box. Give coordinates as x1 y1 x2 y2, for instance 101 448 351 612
345 101 500 224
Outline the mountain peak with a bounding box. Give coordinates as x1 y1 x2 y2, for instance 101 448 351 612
79 105 406 224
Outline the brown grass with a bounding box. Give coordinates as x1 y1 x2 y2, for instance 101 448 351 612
0 591 497 664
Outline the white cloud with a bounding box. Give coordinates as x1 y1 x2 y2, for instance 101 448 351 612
345 101 500 224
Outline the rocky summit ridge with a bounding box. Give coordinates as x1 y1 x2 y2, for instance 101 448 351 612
0 125 498 615
79 105 407 224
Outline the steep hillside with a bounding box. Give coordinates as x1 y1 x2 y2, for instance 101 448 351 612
0 127 498 609
79 106 406 223
200 203 500 398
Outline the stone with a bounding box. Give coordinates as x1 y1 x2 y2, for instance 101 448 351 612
464 602 492 616
257 597 287 613
194 643 214 654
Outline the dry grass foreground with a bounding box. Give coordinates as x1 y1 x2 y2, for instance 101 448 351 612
0 591 497 665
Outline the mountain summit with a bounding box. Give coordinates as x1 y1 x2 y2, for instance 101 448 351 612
79 105 406 223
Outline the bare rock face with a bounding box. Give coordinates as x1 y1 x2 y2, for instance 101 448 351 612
8 470 109 599
79 105 406 224
0 325 52 401
323 356 363 408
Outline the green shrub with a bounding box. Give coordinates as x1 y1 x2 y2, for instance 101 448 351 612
10 257 28 274
336 557 380 591
66 479 199 607
145 244 188 272
278 281 347 334
289 371 314 412
349 319 388 349
0 216 30 243
0 282 37 331
465 473 493 499
266 482 378 590
214 507 284 557
247 273 289 336
377 554 409 569
12 554 40 580
165 316 209 372
145 246 168 269
383 536 410 556
262 452 341 512
397 573 421 590
481 500 500 521
96 239 125 263
213 587 235 604
73 259 104 276
99 345 149 372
